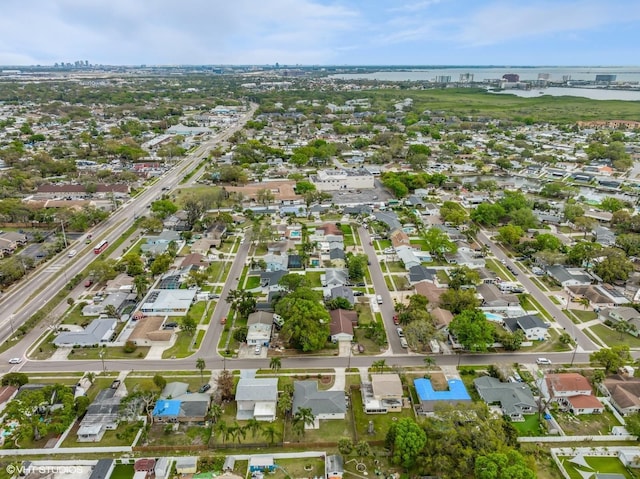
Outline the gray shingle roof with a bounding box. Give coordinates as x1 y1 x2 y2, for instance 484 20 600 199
293 381 346 416
474 376 536 417
236 378 278 402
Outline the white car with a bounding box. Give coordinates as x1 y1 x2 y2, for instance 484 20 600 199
8 357 21 364
254 345 262 355
536 357 552 365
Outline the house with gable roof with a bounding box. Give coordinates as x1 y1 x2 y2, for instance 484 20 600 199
293 381 346 428
235 377 278 421
474 376 536 422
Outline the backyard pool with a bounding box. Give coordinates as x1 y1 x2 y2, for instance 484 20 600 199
484 312 504 322
289 230 302 239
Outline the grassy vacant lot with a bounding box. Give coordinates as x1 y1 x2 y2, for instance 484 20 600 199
306 271 323 287
355 303 373 325
555 410 621 436
283 415 354 444
392 275 410 291
386 261 406 273
69 345 149 360
245 275 261 289
162 331 195 358
146 422 212 446
589 324 640 348
111 465 134 479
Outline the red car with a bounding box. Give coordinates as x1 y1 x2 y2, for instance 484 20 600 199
220 317 227 325
393 315 399 325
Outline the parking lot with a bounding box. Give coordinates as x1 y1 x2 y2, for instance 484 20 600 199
330 181 393 205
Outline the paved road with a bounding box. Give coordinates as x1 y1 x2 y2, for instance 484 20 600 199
0 104 257 362
357 226 406 355
477 229 598 351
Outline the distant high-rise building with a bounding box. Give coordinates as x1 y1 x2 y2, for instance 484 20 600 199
435 75 451 83
538 73 550 81
562 75 572 82
595 74 616 82
459 73 474 83
502 73 520 83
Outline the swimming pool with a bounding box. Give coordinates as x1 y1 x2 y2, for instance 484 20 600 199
289 230 302 238
484 312 504 322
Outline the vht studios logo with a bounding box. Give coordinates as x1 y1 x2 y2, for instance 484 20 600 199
6 464 84 475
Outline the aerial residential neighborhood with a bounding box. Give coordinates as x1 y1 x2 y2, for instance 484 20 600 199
1 63 640 479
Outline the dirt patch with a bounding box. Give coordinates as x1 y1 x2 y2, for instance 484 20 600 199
319 375 332 385
428 372 448 390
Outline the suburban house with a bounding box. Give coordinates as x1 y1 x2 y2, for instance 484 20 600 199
414 378 471 413
504 314 550 341
140 230 183 256
204 222 227 247
474 376 536 422
326 454 344 479
567 284 629 308
246 311 273 346
329 248 346 268
53 318 117 347
190 238 217 256
546 265 592 287
152 382 210 423
390 229 411 249
175 457 198 475
180 253 208 270
264 253 288 272
329 309 357 343
600 374 640 416
329 285 355 306
163 211 190 231
128 316 173 346
139 289 196 316
361 374 404 414
260 270 287 288
430 307 454 329
408 265 436 284
292 381 346 428
599 307 640 335
235 378 278 421
540 373 604 415
396 246 421 270
321 269 349 288
477 283 520 308
76 388 124 442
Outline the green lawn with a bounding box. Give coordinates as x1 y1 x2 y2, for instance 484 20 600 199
61 421 142 448
194 329 206 349
111 465 134 479
409 239 428 250
124 375 203 393
245 275 261 289
376 239 392 250
570 309 597 322
162 330 196 358
589 324 640 348
355 303 374 325
512 414 546 437
560 456 636 479
283 415 354 444
436 270 449 284
520 328 572 353
61 304 91 326
69 345 149 360
189 301 206 321
208 261 227 282
386 261 407 273
392 275 410 291
350 389 415 441
270 458 325 479
306 271 323 287
384 275 394 291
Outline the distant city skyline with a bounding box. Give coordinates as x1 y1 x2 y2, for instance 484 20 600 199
1 0 640 66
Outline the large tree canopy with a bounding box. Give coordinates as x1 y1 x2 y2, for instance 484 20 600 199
276 287 330 352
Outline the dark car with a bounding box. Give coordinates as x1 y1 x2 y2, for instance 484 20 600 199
356 282 366 287
353 291 364 297
199 384 211 393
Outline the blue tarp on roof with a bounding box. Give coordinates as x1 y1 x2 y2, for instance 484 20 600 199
152 399 181 417
414 378 471 401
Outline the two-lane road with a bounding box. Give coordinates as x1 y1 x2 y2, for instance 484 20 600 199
358 226 406 354
477 230 598 352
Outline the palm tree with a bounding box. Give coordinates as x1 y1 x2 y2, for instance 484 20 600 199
134 275 149 301
196 358 206 385
103 304 120 319
245 418 262 439
372 359 386 374
85 372 96 384
262 422 280 446
292 407 315 438
214 419 228 444
210 403 223 424
278 388 293 419
229 421 246 444
615 321 631 339
423 357 436 371
577 297 590 310
270 357 282 373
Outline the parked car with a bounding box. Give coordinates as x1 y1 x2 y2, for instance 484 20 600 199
8 357 21 364
396 327 404 338
84 279 93 287
199 383 211 393
536 358 552 365
353 291 364 297
220 316 227 325
254 345 262 355
399 338 408 348
356 282 366 287
393 315 400 325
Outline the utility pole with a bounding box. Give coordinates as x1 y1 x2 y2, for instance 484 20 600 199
60 219 68 248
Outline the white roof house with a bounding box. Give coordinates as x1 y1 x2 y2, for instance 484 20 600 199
54 319 117 347
140 289 196 316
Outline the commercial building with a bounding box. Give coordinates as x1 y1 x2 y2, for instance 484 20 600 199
310 169 374 192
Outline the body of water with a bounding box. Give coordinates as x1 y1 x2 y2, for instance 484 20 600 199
329 67 640 101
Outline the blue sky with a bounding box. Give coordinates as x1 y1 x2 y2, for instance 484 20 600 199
1 0 639 66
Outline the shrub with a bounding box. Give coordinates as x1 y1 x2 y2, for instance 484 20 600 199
123 340 137 353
